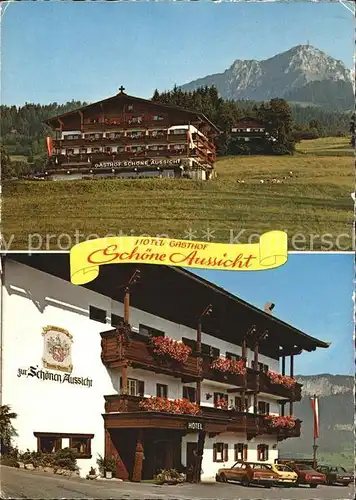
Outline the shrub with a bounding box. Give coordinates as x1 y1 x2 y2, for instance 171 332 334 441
53 447 77 471
96 454 116 476
155 468 184 485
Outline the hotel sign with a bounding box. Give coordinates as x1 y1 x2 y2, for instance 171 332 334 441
186 422 204 431
17 365 93 388
94 158 182 168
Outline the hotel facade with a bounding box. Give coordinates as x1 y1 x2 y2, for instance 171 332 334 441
1 256 328 481
42 88 218 181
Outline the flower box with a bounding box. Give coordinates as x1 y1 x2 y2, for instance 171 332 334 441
215 398 228 410
210 357 246 376
150 336 192 363
264 415 296 429
139 397 201 416
266 371 296 389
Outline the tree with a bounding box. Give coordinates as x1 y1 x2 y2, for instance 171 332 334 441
0 405 18 454
258 98 295 153
0 146 15 179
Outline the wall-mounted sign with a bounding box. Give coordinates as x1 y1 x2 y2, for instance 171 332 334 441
186 422 204 431
42 325 73 373
94 158 181 169
17 365 93 388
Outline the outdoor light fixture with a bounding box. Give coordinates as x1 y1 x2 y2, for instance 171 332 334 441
205 393 212 400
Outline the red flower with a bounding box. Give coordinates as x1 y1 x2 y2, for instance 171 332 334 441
211 357 246 376
266 370 296 389
139 396 201 416
215 398 228 409
150 336 192 363
264 415 296 429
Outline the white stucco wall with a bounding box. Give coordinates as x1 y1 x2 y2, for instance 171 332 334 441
1 259 281 478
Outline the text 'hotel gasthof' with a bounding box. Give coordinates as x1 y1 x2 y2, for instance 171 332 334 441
1 256 329 481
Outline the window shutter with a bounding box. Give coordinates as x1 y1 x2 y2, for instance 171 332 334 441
183 386 188 399
223 443 228 462
138 380 145 397
265 445 269 461
243 444 248 461
234 444 237 461
266 403 270 414
213 444 217 462
119 377 123 390
257 445 261 461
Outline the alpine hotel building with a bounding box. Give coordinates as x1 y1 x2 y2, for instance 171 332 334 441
1 256 329 482
43 87 218 181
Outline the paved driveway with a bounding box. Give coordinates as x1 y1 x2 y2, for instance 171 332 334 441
1 466 354 500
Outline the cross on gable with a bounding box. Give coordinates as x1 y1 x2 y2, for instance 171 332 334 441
118 85 125 94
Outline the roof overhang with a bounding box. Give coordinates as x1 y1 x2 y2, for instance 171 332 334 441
4 254 329 359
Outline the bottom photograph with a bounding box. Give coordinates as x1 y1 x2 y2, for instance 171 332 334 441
0 253 354 500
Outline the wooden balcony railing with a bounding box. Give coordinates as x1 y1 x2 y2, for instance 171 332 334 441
82 119 170 131
258 371 302 402
101 330 199 381
50 149 189 167
103 394 301 439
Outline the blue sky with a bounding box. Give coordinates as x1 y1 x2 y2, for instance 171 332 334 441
190 253 354 376
1 1 354 106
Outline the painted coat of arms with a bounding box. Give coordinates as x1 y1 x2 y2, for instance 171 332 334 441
42 326 73 373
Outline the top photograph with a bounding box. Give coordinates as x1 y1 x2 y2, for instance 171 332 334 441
1 1 354 251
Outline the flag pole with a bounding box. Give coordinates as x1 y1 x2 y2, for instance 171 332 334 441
311 394 318 469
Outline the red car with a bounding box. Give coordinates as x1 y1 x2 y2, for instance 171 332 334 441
283 462 326 488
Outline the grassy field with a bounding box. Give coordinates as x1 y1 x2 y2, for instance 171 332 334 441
3 137 353 250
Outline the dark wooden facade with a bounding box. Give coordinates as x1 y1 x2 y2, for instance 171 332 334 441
231 117 268 141
43 89 219 179
101 328 302 402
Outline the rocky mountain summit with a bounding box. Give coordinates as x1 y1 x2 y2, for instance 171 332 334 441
179 45 353 110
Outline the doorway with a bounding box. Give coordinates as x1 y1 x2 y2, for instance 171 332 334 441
186 442 197 482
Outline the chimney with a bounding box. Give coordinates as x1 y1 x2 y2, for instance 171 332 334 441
264 302 275 315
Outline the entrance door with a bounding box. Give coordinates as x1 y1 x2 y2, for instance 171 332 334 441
186 442 197 482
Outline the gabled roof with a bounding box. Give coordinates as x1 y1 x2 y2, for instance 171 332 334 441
44 91 221 133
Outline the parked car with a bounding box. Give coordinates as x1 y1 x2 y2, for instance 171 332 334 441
270 463 298 486
216 461 279 488
317 465 353 486
280 462 326 488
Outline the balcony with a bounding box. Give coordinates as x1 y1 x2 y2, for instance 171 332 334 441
101 330 199 381
103 394 301 439
259 371 302 402
50 149 188 167
82 119 170 131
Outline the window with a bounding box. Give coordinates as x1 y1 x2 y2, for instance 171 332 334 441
121 377 145 397
37 435 62 453
69 436 92 458
234 443 248 461
156 383 168 398
182 337 197 351
183 386 196 403
201 343 220 358
89 306 106 323
214 392 228 408
258 401 270 415
111 313 124 327
226 352 242 362
257 444 269 461
234 396 249 412
213 443 228 462
34 432 94 459
139 324 164 338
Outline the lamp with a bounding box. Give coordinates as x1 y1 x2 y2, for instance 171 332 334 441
205 393 212 400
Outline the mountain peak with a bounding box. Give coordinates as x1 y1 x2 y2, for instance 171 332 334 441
179 45 352 110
